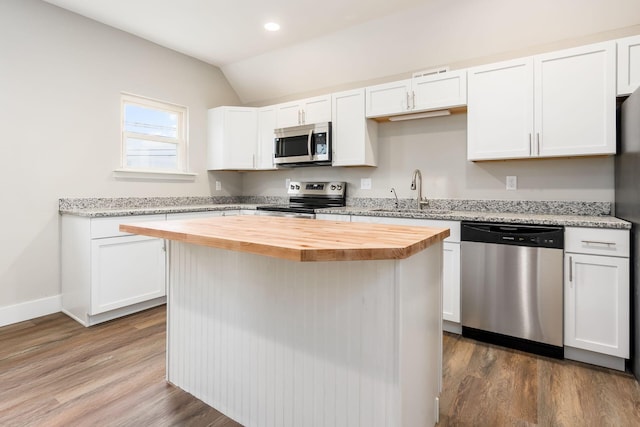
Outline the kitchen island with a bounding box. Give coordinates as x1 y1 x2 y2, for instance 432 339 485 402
120 216 450 427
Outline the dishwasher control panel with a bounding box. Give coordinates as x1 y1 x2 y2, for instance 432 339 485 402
461 222 564 249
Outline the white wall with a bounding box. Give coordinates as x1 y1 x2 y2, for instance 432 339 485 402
242 114 614 202
0 0 240 311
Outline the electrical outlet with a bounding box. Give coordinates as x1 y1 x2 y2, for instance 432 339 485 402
506 176 517 190
361 178 372 190
215 181 221 191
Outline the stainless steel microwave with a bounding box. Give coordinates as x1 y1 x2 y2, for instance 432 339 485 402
274 122 332 167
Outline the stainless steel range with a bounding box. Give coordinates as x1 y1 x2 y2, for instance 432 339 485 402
255 181 346 219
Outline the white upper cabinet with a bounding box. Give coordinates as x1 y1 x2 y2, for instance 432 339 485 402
467 57 534 160
617 35 640 96
256 106 277 170
365 79 412 117
365 70 467 119
412 70 467 112
207 106 258 170
276 94 332 128
535 42 616 157
468 41 616 160
331 88 378 167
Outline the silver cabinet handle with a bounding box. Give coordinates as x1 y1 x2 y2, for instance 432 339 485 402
302 109 306 124
536 133 540 155
412 91 416 110
529 133 532 156
569 255 573 284
406 92 410 110
581 240 616 247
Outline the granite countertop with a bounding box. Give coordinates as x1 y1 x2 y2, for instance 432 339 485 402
59 204 260 218
317 207 631 229
58 197 631 230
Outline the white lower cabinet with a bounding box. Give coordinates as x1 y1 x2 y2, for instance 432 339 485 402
350 215 461 328
90 235 165 315
564 227 630 370
166 211 225 220
61 214 167 326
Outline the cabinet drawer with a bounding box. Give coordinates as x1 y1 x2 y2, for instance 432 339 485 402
565 227 629 257
166 211 224 220
91 214 166 239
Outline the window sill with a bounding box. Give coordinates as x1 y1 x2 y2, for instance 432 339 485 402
113 169 197 182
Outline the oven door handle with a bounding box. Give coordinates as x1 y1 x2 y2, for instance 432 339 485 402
307 130 314 160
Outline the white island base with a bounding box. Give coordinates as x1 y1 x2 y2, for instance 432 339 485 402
166 240 443 427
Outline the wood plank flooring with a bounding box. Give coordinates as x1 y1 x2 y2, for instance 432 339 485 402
1 305 640 426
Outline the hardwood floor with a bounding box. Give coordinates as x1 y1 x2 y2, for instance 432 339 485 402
439 333 640 426
0 306 240 427
1 306 640 426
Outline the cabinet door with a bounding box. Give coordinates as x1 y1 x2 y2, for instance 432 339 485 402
301 95 332 125
535 42 616 157
91 235 166 315
412 70 467 112
257 106 277 169
564 253 629 358
365 79 412 118
207 107 257 170
442 242 461 323
467 58 534 160
350 215 461 324
275 101 302 128
617 35 640 96
331 88 377 166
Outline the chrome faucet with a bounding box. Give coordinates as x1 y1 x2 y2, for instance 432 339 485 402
390 188 399 209
410 169 423 209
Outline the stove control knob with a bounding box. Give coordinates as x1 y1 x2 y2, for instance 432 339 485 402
295 184 300 190
330 185 336 190
290 185 295 190
336 185 342 190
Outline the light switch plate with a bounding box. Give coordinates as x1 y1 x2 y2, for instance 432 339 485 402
506 176 517 190
361 178 372 190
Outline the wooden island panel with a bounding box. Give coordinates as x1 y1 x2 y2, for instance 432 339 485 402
120 215 449 262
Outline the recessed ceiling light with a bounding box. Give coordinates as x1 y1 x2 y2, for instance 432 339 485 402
264 22 280 32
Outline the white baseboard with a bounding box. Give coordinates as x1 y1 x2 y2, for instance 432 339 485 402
0 295 62 327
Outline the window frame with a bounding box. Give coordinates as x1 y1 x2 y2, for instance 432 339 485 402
120 93 189 174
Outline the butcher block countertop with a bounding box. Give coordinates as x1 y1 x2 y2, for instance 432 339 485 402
120 215 450 262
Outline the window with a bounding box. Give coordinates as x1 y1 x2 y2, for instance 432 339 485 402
121 93 188 173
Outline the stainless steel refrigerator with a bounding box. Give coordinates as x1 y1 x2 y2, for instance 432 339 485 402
615 86 640 380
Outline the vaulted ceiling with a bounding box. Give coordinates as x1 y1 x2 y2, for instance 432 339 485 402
42 0 640 105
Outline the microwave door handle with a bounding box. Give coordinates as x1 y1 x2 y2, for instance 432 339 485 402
307 130 313 160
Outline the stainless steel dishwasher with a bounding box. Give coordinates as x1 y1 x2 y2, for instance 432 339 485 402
461 221 564 358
